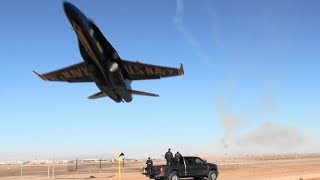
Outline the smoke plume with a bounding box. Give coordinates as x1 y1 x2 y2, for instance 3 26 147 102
214 97 242 150
235 122 308 152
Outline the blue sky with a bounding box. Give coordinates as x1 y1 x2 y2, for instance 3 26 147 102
0 0 320 160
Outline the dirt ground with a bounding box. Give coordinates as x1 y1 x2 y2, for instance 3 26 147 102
1 157 320 180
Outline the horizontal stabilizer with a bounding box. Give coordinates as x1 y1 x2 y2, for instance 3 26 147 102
87 91 107 99
129 90 159 97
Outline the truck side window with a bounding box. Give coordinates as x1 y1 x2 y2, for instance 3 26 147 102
185 158 195 164
195 158 204 164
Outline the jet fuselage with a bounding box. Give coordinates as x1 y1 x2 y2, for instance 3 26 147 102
63 2 131 102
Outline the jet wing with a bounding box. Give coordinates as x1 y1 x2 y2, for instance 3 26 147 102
33 62 93 82
120 60 184 80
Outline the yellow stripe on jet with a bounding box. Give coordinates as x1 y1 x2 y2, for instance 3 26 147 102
72 21 104 73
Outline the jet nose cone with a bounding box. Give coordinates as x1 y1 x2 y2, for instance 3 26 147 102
63 1 74 14
63 1 84 23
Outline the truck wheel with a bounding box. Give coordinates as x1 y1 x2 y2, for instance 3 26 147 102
168 172 179 180
208 170 217 180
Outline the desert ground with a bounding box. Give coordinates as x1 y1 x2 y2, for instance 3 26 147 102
1 154 320 180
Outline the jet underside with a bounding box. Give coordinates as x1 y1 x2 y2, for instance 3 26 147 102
33 1 184 103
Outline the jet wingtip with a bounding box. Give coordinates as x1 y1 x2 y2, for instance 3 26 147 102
32 70 45 80
179 63 184 75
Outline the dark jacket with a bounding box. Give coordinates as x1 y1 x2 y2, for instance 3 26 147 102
174 152 182 163
165 151 173 161
146 159 153 166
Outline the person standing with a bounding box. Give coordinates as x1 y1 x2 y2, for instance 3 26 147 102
165 148 173 165
174 151 182 165
145 157 153 172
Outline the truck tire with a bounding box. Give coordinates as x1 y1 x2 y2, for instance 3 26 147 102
168 171 179 180
208 170 217 180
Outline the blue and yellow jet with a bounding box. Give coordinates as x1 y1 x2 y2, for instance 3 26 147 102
33 1 184 103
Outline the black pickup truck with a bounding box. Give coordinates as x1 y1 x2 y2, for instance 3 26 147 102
142 156 218 180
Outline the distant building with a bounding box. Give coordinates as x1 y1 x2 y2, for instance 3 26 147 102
27 160 52 164
81 159 99 163
0 161 24 165
54 160 68 164
26 160 68 164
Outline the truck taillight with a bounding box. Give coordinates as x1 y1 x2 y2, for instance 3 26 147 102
160 166 164 173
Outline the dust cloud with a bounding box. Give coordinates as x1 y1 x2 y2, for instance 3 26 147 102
235 122 308 152
214 97 312 153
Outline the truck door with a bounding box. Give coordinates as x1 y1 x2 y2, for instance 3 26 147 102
184 157 197 176
194 157 209 176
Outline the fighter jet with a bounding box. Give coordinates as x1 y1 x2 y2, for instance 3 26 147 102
33 1 184 103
